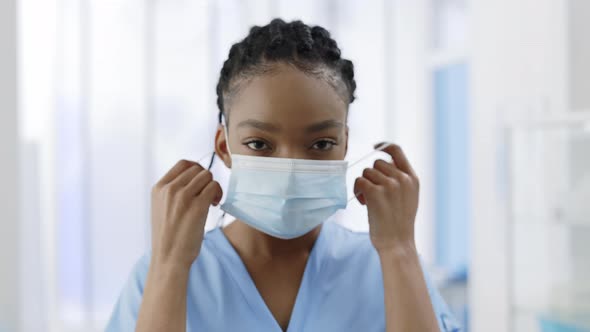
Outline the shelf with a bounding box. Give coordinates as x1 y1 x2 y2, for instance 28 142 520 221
506 110 590 332
503 111 590 130
510 217 590 228
512 306 590 331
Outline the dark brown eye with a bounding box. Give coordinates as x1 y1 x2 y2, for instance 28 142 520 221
311 140 336 151
245 140 269 151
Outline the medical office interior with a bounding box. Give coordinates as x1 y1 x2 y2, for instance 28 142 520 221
1 0 589 331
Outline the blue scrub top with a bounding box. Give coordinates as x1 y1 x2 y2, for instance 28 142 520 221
106 221 461 331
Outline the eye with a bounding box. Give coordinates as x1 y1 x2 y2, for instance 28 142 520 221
244 139 270 151
311 139 337 151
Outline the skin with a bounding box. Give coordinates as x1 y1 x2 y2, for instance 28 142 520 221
136 62 440 332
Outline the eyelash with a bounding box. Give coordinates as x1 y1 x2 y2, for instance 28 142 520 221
242 139 338 152
310 139 337 151
244 139 271 151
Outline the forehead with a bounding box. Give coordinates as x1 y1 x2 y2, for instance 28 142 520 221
226 63 348 127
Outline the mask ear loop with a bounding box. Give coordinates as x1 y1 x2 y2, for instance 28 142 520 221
207 153 226 229
193 111 226 230
347 142 391 203
214 112 229 228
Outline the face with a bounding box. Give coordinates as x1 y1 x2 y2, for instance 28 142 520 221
215 62 349 168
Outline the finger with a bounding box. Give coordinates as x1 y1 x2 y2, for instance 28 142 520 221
374 159 412 184
375 143 416 177
354 176 377 204
373 159 396 177
169 164 205 190
199 180 223 206
185 169 213 197
157 159 198 186
362 167 391 186
353 177 366 205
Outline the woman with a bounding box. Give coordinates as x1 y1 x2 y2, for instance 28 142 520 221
107 19 460 332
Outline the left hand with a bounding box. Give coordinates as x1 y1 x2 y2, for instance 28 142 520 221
353 143 420 253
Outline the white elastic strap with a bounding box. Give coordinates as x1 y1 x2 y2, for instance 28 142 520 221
197 151 215 164
348 192 362 203
221 114 232 156
216 116 229 229
347 142 390 169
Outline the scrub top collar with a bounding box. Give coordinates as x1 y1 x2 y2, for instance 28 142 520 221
206 222 332 332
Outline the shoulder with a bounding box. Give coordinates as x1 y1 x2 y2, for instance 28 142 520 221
105 253 150 331
318 222 381 280
119 252 151 296
321 221 376 259
321 222 462 331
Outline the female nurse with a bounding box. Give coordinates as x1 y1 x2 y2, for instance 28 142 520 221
106 19 460 332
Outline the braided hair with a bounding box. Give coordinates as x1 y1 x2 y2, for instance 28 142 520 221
215 18 356 123
209 19 356 170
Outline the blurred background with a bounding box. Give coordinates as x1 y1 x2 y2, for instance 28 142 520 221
1 0 589 331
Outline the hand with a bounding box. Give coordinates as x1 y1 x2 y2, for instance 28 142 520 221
353 143 420 253
150 160 222 270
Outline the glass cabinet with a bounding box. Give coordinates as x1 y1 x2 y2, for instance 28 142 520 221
506 112 590 332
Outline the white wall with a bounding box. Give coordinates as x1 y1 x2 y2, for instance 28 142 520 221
469 0 568 331
0 0 20 331
389 0 434 264
18 1 59 330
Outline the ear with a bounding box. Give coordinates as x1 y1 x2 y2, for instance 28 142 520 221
214 124 232 168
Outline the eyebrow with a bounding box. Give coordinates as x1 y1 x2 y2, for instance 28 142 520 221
236 119 280 132
305 119 344 133
236 118 344 133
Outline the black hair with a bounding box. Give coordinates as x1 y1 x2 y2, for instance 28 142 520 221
215 18 356 123
208 18 356 170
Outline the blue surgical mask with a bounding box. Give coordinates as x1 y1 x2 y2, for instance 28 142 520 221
219 121 388 239
220 153 349 239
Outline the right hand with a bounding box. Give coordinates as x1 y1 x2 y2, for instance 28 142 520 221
150 160 222 270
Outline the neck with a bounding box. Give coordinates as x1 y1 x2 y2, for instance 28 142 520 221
222 220 321 259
